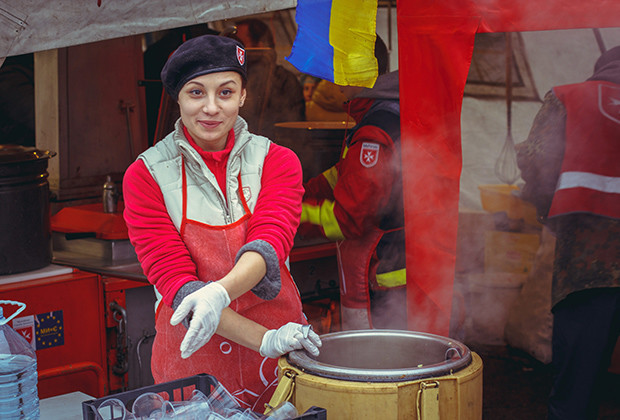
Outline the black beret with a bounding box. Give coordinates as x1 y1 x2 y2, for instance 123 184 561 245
161 35 247 100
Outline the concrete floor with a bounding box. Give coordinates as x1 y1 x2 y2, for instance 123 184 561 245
470 343 620 420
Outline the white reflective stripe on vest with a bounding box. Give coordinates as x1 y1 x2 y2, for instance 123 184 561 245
556 171 620 194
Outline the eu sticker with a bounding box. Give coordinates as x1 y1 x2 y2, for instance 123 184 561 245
35 311 64 350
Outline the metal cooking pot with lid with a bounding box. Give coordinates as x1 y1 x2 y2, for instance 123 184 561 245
0 145 56 275
287 329 472 382
274 330 483 419
0 145 56 178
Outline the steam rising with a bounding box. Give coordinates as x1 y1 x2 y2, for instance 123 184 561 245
292 27 620 347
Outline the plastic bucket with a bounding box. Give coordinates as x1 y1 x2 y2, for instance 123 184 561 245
269 330 483 419
478 184 540 226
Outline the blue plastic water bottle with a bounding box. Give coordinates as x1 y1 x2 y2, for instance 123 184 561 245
0 301 39 420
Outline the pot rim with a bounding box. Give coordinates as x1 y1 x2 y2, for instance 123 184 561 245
0 145 56 164
287 329 472 383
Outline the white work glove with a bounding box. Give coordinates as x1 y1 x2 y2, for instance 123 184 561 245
259 323 322 359
170 282 231 359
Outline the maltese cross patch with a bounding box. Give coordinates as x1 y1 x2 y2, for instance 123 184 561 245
360 142 380 168
599 83 620 124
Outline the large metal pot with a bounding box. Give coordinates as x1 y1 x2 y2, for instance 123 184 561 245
287 329 472 382
274 330 482 419
0 145 56 275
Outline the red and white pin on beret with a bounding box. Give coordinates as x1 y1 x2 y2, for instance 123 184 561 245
236 46 246 66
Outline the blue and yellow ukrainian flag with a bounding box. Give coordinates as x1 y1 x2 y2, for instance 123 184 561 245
286 0 379 88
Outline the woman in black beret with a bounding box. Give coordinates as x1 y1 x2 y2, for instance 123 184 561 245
123 34 320 410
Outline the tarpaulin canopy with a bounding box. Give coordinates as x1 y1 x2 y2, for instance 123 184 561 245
0 0 295 57
397 0 620 336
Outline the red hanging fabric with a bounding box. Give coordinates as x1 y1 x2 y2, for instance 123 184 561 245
400 0 620 33
397 16 479 336
396 0 620 336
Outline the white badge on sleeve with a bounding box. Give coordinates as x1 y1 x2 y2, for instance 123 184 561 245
360 142 380 168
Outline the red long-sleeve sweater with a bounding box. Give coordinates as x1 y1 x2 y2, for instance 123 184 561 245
123 128 303 307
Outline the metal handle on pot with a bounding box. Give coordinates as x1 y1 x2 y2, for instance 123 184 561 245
264 368 297 415
417 381 440 420
445 346 463 361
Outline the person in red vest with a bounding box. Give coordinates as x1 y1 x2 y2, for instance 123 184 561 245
298 36 407 331
516 46 620 420
123 35 320 411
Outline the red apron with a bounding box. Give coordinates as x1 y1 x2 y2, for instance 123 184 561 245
151 164 304 411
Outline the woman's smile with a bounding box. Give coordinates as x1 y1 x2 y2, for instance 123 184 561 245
199 120 223 128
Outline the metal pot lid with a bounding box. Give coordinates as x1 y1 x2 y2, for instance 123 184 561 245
287 329 472 383
0 145 56 164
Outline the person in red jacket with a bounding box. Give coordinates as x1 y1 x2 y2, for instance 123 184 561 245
298 36 407 330
516 46 620 420
123 35 320 411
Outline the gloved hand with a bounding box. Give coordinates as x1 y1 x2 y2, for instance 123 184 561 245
170 282 231 359
259 323 322 358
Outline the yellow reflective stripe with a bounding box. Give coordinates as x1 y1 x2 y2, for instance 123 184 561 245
322 166 339 190
320 200 345 240
376 268 406 288
301 201 345 241
342 145 349 159
300 202 317 224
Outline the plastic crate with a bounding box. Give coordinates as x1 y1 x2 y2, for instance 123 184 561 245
82 373 326 420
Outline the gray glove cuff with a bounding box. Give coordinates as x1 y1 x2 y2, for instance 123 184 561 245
172 280 208 328
236 239 281 300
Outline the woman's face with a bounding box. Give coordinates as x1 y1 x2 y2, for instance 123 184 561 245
178 71 247 152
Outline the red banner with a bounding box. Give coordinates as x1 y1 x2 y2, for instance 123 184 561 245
396 0 620 335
